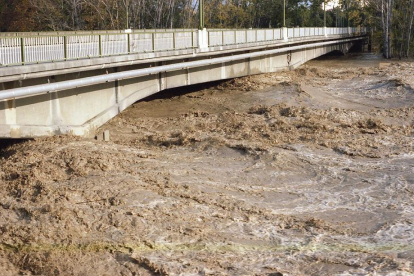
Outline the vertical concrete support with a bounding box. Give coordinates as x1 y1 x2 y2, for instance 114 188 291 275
186 68 191 86
103 130 110 141
158 62 167 91
0 83 16 126
221 62 226 80
50 91 62 126
282 27 288 42
48 77 63 127
198 28 209 52
324 27 328 37
4 99 16 125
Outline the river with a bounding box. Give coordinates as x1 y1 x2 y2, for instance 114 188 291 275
0 53 413 275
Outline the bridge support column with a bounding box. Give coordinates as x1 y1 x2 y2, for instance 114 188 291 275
282 27 288 42
198 28 209 52
324 27 327 37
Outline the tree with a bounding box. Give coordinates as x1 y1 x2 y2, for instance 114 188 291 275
0 0 38 31
1 0 412 59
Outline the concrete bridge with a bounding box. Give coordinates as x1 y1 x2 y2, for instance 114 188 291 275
0 27 368 138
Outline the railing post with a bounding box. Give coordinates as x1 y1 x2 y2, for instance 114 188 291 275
234 30 236 44
197 28 208 51
99 35 102 57
127 33 131 53
173 32 176 50
152 33 155 52
245 29 247 43
222 30 224 45
20 37 25 65
191 31 194 48
64 36 68 60
282 27 288 42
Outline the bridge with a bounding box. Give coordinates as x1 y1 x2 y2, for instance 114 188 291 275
0 27 368 138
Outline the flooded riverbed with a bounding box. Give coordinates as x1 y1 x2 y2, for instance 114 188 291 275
1 53 413 275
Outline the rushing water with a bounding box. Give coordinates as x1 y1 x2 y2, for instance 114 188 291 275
0 53 413 275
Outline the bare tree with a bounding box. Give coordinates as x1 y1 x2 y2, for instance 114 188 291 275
367 0 394 58
406 0 414 56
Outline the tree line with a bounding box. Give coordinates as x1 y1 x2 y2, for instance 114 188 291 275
0 0 412 58
0 0 343 30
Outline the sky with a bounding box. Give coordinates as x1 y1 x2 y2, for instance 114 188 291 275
325 0 340 10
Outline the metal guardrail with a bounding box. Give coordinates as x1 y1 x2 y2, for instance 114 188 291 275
0 29 198 37
0 27 367 67
208 29 283 46
0 31 198 66
208 27 366 47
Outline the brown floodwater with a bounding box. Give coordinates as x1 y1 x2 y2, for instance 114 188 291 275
0 53 413 275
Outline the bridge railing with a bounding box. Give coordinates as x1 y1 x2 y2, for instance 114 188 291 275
0 29 198 37
208 27 367 47
0 27 367 67
0 30 198 66
208 29 284 46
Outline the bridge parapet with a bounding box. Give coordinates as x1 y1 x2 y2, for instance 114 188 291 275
0 27 367 67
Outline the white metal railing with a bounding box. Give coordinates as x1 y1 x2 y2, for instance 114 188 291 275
0 27 367 67
0 30 198 66
208 29 286 47
0 29 198 37
208 27 367 47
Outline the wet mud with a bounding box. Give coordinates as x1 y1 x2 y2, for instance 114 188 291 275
1 53 414 275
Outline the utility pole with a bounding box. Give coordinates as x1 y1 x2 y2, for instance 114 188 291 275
346 0 349 27
126 0 130 29
199 0 204 30
336 4 338 27
323 0 327 37
282 0 288 41
197 0 207 50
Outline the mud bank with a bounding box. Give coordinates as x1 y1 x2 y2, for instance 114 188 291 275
0 54 414 275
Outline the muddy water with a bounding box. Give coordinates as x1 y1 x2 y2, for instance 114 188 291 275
0 54 414 275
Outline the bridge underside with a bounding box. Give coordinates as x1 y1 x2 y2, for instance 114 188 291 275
0 38 364 138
